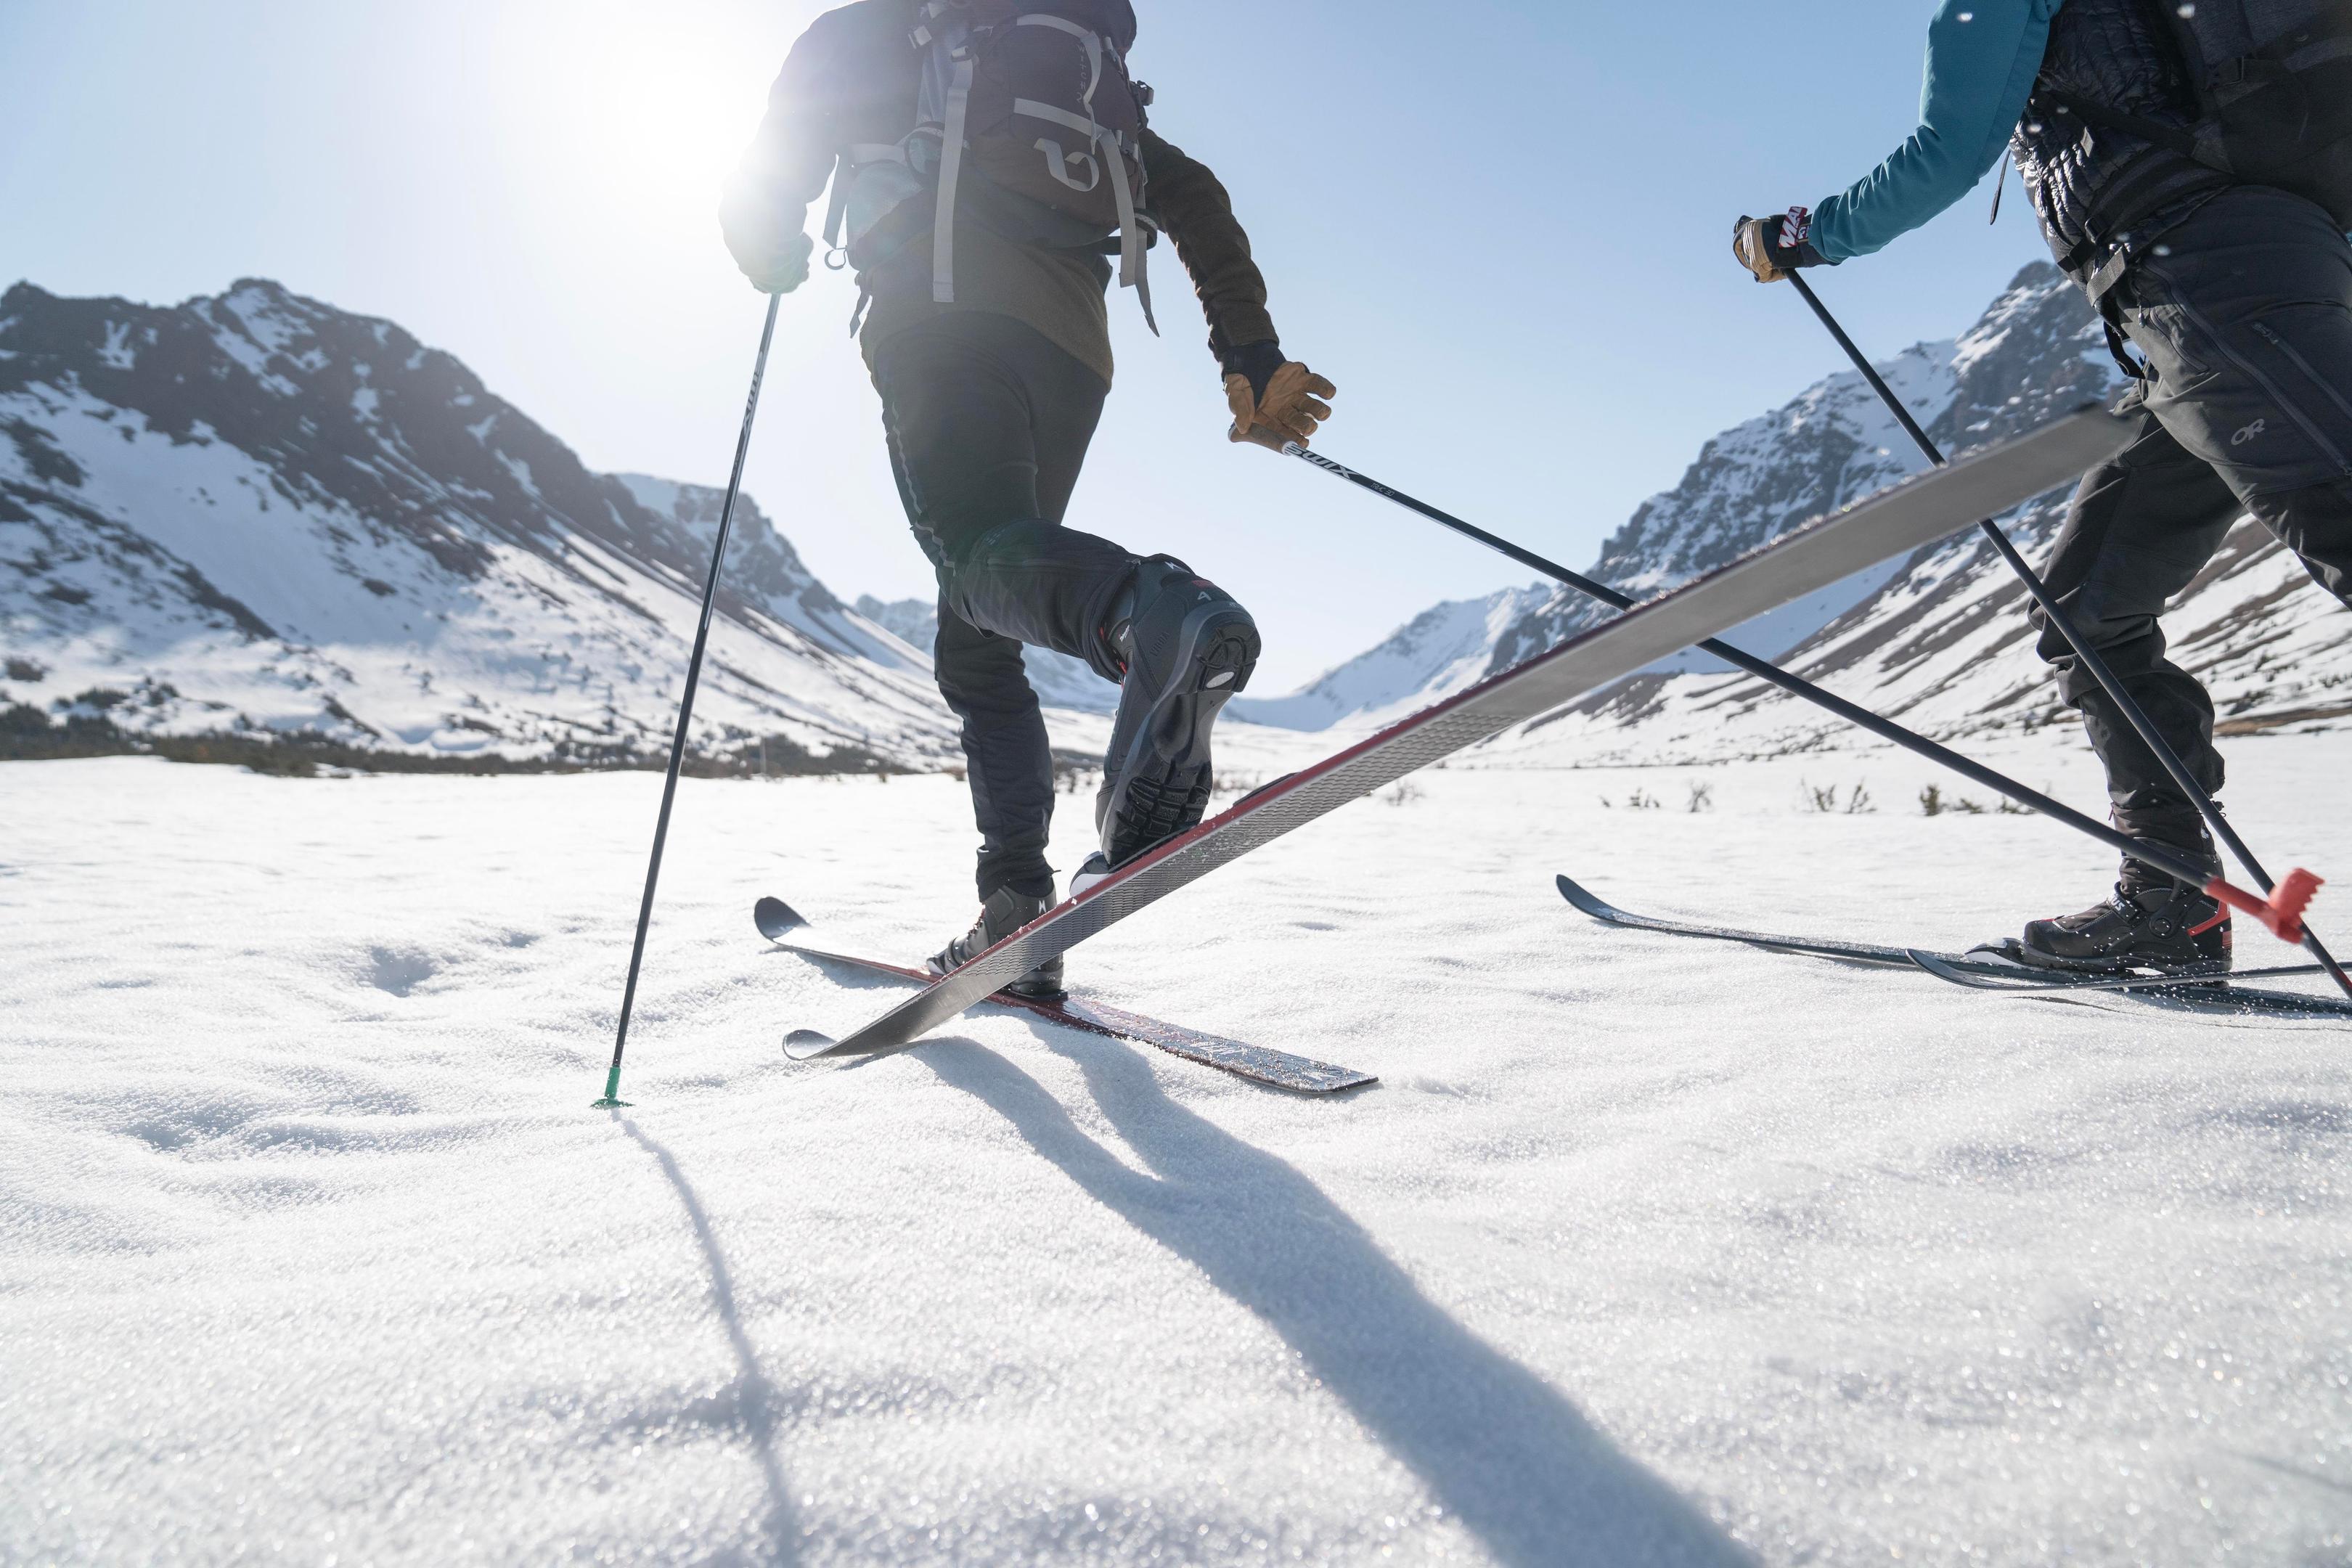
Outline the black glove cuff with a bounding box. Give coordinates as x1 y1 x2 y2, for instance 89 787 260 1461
1221 339 1286 404
1748 208 1837 271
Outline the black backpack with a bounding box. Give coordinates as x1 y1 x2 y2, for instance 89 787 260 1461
825 0 1159 331
2042 0 2352 227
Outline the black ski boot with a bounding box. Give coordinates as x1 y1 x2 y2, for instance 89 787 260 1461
928 885 1066 1000
2006 879 2233 974
1095 555 1259 867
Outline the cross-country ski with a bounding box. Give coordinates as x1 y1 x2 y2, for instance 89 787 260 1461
13 2 2352 1564
754 896 1375 1092
1559 874 2352 1018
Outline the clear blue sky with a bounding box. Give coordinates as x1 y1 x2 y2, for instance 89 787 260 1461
0 0 2050 690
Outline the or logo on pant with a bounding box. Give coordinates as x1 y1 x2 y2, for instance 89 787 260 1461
2231 418 2267 446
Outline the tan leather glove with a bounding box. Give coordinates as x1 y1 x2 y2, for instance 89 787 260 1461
1732 207 1831 285
1225 360 1336 449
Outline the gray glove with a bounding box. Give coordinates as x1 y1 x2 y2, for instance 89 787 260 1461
719 196 814 295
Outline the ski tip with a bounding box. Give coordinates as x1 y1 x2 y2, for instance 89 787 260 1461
1554 873 1605 914
783 1029 837 1061
754 897 809 940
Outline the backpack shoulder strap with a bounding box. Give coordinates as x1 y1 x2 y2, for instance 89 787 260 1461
825 144 910 254
932 54 977 302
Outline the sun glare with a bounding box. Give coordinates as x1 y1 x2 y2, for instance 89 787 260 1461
491 3 785 232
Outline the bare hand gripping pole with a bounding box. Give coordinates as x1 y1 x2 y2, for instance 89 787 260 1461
1275 436 2324 949
1785 271 2351 998
598 293 784 1108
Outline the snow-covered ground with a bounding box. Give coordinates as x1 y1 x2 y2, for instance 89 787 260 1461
5 731 2351 1565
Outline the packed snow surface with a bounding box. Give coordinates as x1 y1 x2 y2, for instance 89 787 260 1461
4 733 2351 1565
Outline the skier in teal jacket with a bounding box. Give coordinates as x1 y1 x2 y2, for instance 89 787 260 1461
1787 0 2062 266
1734 0 2352 976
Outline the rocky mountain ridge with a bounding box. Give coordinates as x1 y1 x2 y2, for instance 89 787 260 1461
11 267 2343 781
0 278 952 768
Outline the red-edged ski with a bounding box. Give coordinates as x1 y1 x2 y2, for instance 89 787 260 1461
787 404 2133 1063
755 898 1373 1092
1557 875 2352 1019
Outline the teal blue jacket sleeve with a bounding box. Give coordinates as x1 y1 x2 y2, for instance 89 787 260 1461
1809 0 2061 262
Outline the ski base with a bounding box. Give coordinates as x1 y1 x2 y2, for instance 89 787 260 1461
756 898 1374 1093
1558 875 2352 1020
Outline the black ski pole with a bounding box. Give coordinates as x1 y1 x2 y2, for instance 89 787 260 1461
1786 270 2352 999
1277 439 2324 948
597 293 783 1108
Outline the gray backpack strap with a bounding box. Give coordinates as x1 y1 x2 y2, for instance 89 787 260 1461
823 154 853 257
1098 126 1155 335
910 0 952 47
933 54 976 303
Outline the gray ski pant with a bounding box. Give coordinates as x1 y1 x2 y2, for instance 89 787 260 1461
2038 186 2352 880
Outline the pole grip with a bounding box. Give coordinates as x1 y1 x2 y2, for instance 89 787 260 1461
2206 868 2322 944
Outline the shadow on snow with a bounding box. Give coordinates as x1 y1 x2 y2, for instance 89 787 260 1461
920 1036 1755 1568
616 1113 801 1565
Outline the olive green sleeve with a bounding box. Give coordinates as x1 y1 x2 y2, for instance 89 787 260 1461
1138 128 1280 369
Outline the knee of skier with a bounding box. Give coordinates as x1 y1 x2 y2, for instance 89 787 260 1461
932 626 1032 716
2255 478 2352 606
934 656 1034 721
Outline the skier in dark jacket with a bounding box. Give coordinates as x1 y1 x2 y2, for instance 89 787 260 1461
1733 0 2352 974
719 0 1334 997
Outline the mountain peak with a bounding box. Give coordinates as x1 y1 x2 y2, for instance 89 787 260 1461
0 279 952 766
1246 261 2344 755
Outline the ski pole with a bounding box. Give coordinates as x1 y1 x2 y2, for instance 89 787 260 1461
598 293 783 1108
1787 271 2352 998
1276 439 2323 947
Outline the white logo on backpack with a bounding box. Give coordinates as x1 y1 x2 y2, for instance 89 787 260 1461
1034 138 1102 192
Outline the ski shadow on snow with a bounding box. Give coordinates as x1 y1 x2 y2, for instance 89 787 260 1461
616 1114 802 1565
920 1040 1755 1568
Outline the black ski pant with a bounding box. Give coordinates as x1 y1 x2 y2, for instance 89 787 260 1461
870 311 1133 902
2037 186 2352 882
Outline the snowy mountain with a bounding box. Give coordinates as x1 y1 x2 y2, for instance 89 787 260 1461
1245 263 2352 758
855 593 1119 714
1228 585 1555 731
0 278 955 768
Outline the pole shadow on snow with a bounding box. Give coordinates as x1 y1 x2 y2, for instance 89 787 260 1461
616 1114 802 1566
919 1040 1755 1568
